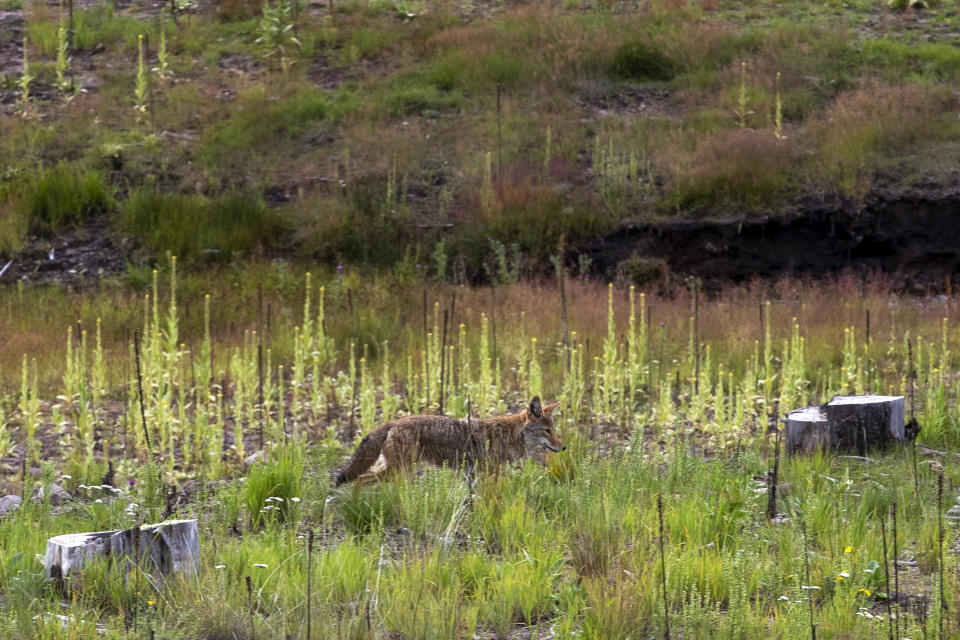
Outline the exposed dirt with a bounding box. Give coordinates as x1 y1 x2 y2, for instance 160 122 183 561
0 220 138 287
5 188 960 290
576 82 676 119
308 53 349 91
0 10 25 83
585 189 960 291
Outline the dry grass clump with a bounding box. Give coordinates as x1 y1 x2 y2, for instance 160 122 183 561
667 128 797 215
425 6 626 92
814 83 960 200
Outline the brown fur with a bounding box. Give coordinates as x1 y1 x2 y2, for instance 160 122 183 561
335 397 563 486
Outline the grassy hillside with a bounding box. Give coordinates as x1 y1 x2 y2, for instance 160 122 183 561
2 0 960 275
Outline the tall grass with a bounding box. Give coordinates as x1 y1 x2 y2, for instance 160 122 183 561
0 267 958 638
120 189 285 258
19 165 114 233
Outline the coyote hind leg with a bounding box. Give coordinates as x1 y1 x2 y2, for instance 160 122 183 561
354 438 414 484
354 455 390 485
381 436 417 482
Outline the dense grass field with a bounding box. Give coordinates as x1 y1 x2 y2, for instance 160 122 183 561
1 266 960 638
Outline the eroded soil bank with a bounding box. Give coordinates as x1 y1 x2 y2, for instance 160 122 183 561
3 191 960 289
586 190 960 290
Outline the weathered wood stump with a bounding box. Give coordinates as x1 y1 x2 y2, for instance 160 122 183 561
44 519 199 583
783 395 906 455
782 406 829 454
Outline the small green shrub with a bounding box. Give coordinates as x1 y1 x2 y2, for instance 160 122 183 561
295 175 409 266
120 189 285 259
618 254 670 289
337 482 401 534
483 51 529 86
25 21 57 57
136 460 165 524
610 38 676 82
245 445 303 529
384 83 462 117
344 27 396 60
73 4 152 54
198 87 337 168
21 165 114 233
425 49 529 93
427 57 461 91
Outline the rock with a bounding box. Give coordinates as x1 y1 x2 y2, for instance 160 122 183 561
946 504 960 524
34 483 72 505
45 519 200 583
783 395 907 455
244 450 265 469
82 75 102 91
0 494 22 517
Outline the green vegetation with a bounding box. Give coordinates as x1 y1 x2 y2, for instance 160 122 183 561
3 0 960 275
20 165 114 234
120 189 284 258
610 37 676 81
3 1 960 631
0 269 959 637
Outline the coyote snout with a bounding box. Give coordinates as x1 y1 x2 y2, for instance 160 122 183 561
335 396 564 486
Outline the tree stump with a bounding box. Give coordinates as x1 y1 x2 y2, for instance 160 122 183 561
44 519 199 583
825 395 905 454
782 406 829 455
783 395 906 455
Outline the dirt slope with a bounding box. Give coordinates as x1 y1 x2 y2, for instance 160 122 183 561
586 190 960 289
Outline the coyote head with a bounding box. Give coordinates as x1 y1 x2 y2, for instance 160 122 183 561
523 397 565 453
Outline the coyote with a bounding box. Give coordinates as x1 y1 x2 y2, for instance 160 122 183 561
335 396 564 486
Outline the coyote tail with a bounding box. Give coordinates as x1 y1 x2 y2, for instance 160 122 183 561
335 424 391 486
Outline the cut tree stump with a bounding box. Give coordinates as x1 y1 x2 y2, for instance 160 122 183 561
44 519 199 583
782 406 829 454
783 395 906 455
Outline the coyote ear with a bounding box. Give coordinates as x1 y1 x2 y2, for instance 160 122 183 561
528 396 542 418
543 401 560 415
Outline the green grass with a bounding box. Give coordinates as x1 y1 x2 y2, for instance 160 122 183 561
861 38 960 82
73 4 153 54
1 258 960 637
120 188 286 259
382 80 463 116
196 85 353 170
609 37 677 81
26 3 153 56
19 164 114 233
5 0 960 269
245 445 304 529
0 428 952 638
